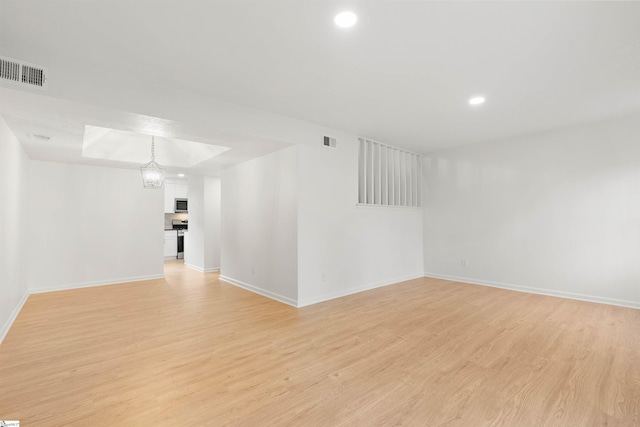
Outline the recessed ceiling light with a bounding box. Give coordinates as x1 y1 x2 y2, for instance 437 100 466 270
469 96 486 106
334 11 357 28
178 173 185 178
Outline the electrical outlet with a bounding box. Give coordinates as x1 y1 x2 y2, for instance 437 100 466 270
251 266 255 275
321 272 326 282
461 259 468 268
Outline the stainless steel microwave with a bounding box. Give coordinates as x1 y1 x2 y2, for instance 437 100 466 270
175 198 188 213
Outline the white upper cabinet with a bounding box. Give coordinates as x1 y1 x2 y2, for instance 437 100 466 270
164 183 176 213
174 184 188 199
164 182 188 213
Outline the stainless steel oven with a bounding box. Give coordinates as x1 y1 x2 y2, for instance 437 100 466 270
172 220 188 259
176 230 185 259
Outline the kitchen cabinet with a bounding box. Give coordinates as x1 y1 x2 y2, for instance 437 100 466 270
175 184 188 199
164 183 188 213
164 230 178 258
164 184 175 214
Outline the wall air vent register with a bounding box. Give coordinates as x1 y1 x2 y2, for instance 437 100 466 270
0 56 48 89
323 136 337 148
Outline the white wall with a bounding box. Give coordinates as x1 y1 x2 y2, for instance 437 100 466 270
184 177 203 269
27 161 164 292
423 112 640 308
185 176 220 272
220 146 298 305
220 137 424 308
0 115 30 343
204 177 221 271
297 139 424 307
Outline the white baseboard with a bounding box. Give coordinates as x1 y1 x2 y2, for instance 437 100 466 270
184 263 220 273
29 274 165 294
297 273 424 308
0 291 29 345
424 272 640 310
218 275 297 307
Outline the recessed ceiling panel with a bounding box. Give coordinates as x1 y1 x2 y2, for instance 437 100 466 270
82 125 230 167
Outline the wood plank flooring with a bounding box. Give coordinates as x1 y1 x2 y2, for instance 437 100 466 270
1 260 639 426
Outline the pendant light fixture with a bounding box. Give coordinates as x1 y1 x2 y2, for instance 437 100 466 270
140 136 165 189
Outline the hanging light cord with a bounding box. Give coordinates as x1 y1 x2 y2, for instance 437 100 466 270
151 136 156 161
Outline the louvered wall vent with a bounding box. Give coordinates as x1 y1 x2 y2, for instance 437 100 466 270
0 56 48 90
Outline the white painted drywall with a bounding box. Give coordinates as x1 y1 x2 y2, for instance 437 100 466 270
0 114 30 343
220 127 424 307
297 139 424 307
184 177 203 269
27 161 164 292
184 176 220 272
204 177 221 271
220 146 298 305
423 112 640 308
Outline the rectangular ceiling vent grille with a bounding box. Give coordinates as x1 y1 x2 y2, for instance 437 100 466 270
0 56 48 90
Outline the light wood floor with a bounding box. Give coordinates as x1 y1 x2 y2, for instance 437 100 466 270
1 261 639 426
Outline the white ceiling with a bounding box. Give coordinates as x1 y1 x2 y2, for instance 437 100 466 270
1 0 640 168
0 88 289 176
82 126 230 168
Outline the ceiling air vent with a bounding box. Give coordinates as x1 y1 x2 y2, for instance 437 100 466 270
0 56 48 90
323 136 337 149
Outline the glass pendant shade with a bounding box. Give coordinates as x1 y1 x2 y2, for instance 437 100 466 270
140 136 165 189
